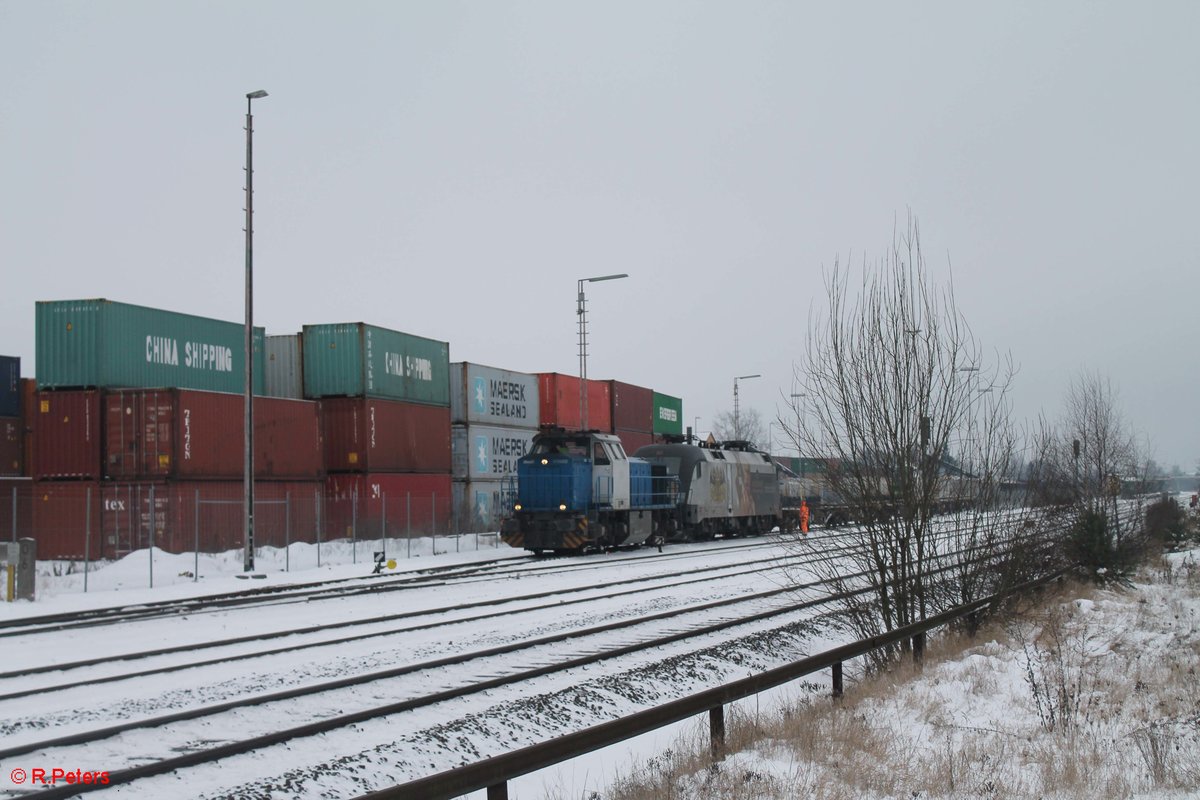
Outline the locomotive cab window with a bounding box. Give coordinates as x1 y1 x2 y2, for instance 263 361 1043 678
532 440 587 457
593 442 610 465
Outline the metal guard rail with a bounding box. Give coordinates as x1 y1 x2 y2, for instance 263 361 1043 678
361 566 1068 800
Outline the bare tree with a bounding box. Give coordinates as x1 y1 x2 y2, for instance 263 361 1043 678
1062 371 1139 508
1029 370 1146 577
780 217 1021 662
712 407 766 446
1028 372 1139 508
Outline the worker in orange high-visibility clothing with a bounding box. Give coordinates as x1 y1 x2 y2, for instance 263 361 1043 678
799 500 810 535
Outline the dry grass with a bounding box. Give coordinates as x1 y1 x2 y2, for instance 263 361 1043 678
568 561 1200 800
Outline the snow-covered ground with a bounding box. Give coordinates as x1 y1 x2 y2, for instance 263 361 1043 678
0 533 839 799
0 533 520 621
8 520 1183 800
583 548 1200 800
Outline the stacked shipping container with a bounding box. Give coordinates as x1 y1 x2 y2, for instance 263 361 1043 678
303 323 453 540
652 391 684 440
264 334 303 399
317 397 450 474
0 356 19 416
20 378 35 477
32 390 101 479
12 300 690 561
537 373 612 432
0 359 28 552
1 356 23 477
36 299 266 394
103 389 321 480
609 380 654 455
29 300 323 560
450 363 539 532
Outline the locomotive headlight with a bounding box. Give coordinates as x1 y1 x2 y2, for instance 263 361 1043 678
514 503 522 511
559 503 567 511
540 458 549 465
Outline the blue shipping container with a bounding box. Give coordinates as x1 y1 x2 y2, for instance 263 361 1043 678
0 356 19 417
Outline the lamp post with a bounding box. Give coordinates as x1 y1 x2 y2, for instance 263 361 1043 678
733 374 760 440
577 273 628 430
957 366 981 472
790 392 806 464
243 89 267 573
693 416 701 444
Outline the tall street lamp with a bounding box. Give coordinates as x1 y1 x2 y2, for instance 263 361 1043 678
733 374 760 440
577 273 628 430
244 89 267 573
790 392 806 462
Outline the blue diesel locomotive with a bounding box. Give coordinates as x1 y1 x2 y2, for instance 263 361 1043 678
500 427 802 553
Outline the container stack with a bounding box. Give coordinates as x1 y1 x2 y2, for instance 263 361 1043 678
450 362 539 533
604 383 684 456
651 391 684 443
100 389 323 556
13 297 691 562
30 299 324 560
303 323 453 542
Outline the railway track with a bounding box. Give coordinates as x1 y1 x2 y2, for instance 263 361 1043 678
0 522 1039 699
0 536 790 638
4 504 1042 637
0 504 1097 800
0 547 812 701
0 528 1058 800
1 527 910 701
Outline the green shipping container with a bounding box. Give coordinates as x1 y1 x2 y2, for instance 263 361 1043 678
302 323 450 406
652 391 683 435
798 458 829 475
36 299 265 393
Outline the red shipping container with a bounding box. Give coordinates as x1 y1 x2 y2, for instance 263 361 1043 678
536 374 612 432
100 480 323 558
104 389 322 480
325 473 452 540
318 397 450 473
33 391 102 480
608 381 654 433
31 480 101 559
614 429 654 457
20 379 35 476
0 417 22 476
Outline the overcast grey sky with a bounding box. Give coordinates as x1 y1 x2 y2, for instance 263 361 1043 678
2 1 1197 467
